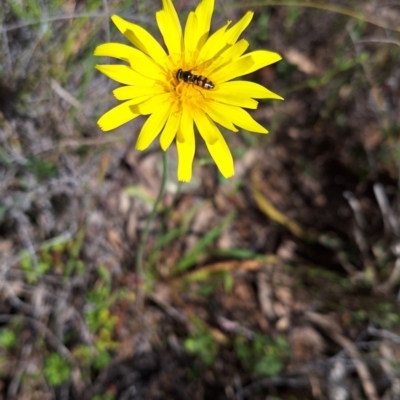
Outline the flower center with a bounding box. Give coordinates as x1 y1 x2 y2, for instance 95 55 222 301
164 53 212 106
175 81 205 106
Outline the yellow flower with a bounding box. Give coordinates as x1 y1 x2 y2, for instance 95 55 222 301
95 0 282 182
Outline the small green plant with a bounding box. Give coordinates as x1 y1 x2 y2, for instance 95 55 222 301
26 155 58 181
0 329 17 349
248 12 270 43
184 330 218 367
91 392 115 400
67 266 129 379
74 344 112 373
20 249 51 285
184 318 220 367
84 266 119 370
373 303 400 330
19 230 86 284
6 0 42 19
235 334 290 377
173 212 236 274
43 353 71 387
285 6 302 29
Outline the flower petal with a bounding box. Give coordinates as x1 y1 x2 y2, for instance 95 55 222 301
191 107 219 144
111 15 167 66
203 101 238 132
156 0 183 55
184 12 198 57
113 85 165 100
195 0 214 49
201 16 252 67
135 102 171 150
218 81 283 100
206 92 258 109
177 108 195 182
95 43 165 80
178 106 192 143
209 102 268 133
232 109 268 133
220 39 249 60
239 50 282 75
203 128 234 178
210 56 253 83
160 102 180 150
97 100 140 131
137 93 174 115
94 43 135 63
224 11 253 45
95 65 154 86
207 39 249 73
198 21 231 62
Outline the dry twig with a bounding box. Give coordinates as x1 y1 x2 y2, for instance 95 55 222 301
305 311 379 400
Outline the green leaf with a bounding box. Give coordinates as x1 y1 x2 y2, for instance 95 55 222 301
27 155 58 181
44 353 70 386
0 329 17 349
173 211 236 273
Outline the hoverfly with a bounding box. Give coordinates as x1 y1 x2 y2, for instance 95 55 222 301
176 68 214 90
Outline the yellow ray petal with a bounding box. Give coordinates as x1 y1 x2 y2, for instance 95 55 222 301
95 65 154 86
195 0 214 49
95 43 165 80
137 93 174 115
218 81 283 100
221 39 249 60
198 21 231 61
239 50 282 75
177 109 195 182
232 109 268 133
160 103 180 150
97 100 141 131
210 56 253 83
156 0 183 56
207 39 249 73
135 103 171 150
205 101 268 133
177 140 195 181
184 11 198 56
204 130 234 179
191 107 219 144
203 101 238 132
178 106 192 142
206 92 258 109
111 15 167 66
94 43 135 63
224 11 253 45
113 85 165 100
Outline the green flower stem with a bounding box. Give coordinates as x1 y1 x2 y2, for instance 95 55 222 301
135 151 168 306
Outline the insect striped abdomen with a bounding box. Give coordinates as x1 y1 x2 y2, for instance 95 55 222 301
176 69 214 90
